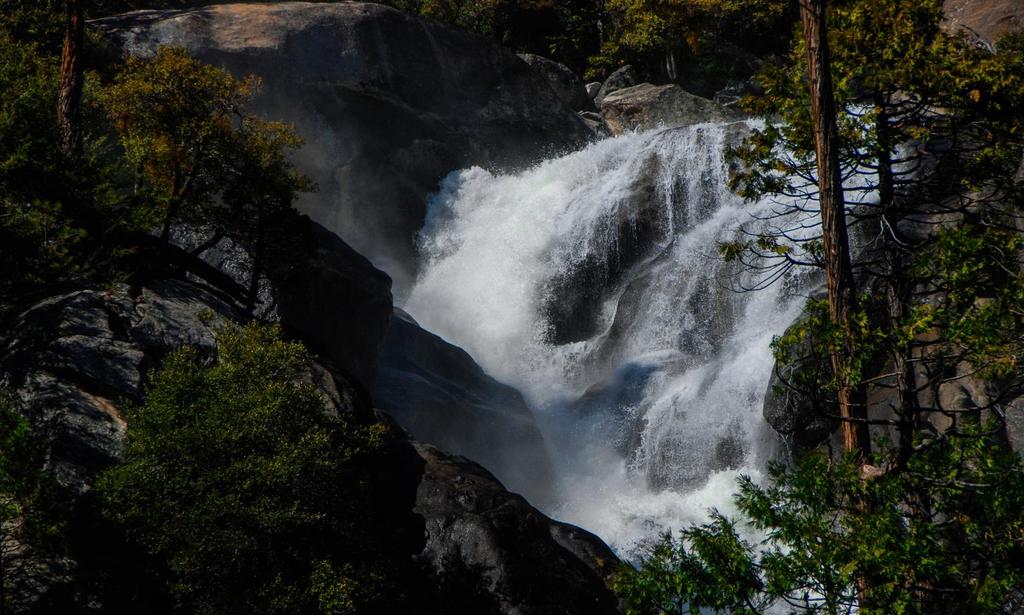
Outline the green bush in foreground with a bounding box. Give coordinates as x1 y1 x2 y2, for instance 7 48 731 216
617 433 1024 614
97 324 395 615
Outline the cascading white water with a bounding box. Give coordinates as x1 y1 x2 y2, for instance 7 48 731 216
404 121 817 556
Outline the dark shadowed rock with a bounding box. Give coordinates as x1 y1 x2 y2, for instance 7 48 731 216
1 278 620 612
376 309 554 507
762 361 837 451
94 2 594 293
412 442 620 615
269 218 393 398
579 110 612 137
0 281 241 492
600 83 742 135
518 53 592 111
594 65 638 107
173 216 394 398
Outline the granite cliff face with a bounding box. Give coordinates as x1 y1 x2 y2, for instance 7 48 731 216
0 243 619 613
943 0 1022 49
93 2 594 294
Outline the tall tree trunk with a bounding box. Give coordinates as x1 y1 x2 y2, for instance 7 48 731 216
799 0 870 457
874 93 918 469
57 0 84 159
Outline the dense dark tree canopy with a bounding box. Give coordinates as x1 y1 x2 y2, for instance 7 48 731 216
96 324 406 615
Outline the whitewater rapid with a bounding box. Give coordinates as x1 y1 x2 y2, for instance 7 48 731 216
404 122 816 556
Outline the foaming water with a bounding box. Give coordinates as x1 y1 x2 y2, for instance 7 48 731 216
405 123 815 556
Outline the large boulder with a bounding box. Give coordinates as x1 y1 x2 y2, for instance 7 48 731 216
600 83 743 135
413 443 620 615
376 310 554 507
93 2 595 294
594 65 638 107
518 53 592 111
172 215 394 398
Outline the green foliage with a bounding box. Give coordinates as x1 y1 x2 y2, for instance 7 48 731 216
0 1 63 49
0 17 143 305
728 0 1024 402
103 47 259 238
97 324 400 614
0 393 66 612
730 0 1024 218
915 225 1024 379
376 0 793 91
592 0 793 90
619 434 1024 614
102 46 311 301
633 3 1024 613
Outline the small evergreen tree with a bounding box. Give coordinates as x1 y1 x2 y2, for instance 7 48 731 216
96 324 403 615
102 47 312 310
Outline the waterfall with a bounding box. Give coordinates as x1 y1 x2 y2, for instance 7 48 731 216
404 121 816 556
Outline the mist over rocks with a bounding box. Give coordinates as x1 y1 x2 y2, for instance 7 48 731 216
93 2 595 295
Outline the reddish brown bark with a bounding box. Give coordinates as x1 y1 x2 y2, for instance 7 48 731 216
799 0 870 457
57 0 84 158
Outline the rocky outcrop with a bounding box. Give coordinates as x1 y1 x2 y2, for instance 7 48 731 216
0 281 242 493
594 65 638 107
376 309 555 507
173 215 393 396
579 110 612 137
600 83 742 135
0 278 621 613
0 281 256 612
94 2 595 294
943 0 1022 49
519 53 592 111
413 443 620 615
